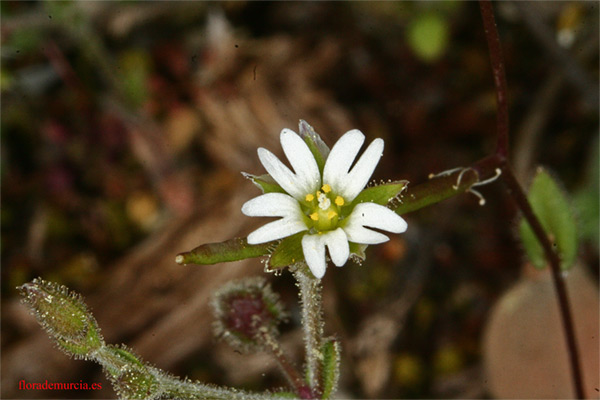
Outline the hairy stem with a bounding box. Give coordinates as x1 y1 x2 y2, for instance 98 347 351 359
258 329 313 399
294 268 324 398
479 2 584 397
157 372 284 400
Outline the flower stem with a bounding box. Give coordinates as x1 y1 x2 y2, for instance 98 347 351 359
294 268 324 397
500 166 585 398
478 2 584 397
479 0 509 160
257 328 314 399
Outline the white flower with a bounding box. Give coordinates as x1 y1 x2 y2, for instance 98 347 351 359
242 127 408 279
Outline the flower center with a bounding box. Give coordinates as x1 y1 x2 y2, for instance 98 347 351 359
304 184 345 232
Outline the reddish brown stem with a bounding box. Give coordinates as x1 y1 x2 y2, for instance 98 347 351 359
479 0 509 160
501 166 585 398
479 2 585 397
258 330 314 399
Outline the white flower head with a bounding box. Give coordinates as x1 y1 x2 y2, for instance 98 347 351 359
242 122 408 279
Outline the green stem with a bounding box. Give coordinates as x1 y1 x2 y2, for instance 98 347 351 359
157 372 286 400
293 268 324 398
395 155 502 215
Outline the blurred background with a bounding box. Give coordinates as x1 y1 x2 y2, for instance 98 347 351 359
1 2 598 399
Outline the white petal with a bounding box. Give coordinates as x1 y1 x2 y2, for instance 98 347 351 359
323 130 365 195
302 234 326 279
343 224 390 244
323 228 350 267
247 218 307 244
280 129 320 194
349 202 408 233
343 202 407 244
242 193 302 218
258 148 305 200
342 138 384 201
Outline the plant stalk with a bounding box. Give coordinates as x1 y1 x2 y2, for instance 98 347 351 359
257 329 313 399
500 166 585 398
479 1 584 397
294 268 324 398
479 0 509 160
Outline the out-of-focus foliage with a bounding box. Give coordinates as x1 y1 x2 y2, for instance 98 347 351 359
407 12 449 63
519 168 578 270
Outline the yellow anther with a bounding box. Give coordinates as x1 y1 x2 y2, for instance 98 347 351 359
322 184 332 193
327 210 338 220
334 196 344 206
316 190 322 197
310 212 319 221
305 193 314 202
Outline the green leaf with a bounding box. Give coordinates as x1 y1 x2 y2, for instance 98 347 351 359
176 237 272 266
268 231 305 270
347 180 408 211
320 338 341 399
519 168 578 270
299 120 330 174
407 12 449 63
243 173 286 194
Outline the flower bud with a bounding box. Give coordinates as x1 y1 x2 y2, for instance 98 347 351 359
211 277 288 353
18 278 104 358
98 345 160 400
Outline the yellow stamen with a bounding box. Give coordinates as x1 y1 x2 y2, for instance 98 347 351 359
334 196 344 206
316 190 322 197
322 184 332 193
305 193 314 202
310 212 319 221
327 210 338 220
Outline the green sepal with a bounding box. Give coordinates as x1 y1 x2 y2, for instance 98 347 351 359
519 168 578 270
346 180 408 212
268 235 368 271
176 237 273 266
320 338 341 399
299 120 330 174
268 231 306 270
242 173 286 194
349 242 367 261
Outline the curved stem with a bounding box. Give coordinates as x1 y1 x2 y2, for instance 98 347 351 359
479 2 584 397
500 166 585 398
257 329 313 399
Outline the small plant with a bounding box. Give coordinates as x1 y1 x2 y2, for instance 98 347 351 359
18 2 586 399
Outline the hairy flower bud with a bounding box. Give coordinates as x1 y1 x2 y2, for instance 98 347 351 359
18 278 104 358
211 277 288 353
98 345 160 400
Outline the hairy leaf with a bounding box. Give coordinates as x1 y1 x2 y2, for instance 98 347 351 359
519 168 578 270
320 338 341 399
